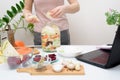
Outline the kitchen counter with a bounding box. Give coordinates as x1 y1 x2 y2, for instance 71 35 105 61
0 45 120 80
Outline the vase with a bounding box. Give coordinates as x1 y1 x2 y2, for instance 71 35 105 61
6 25 15 46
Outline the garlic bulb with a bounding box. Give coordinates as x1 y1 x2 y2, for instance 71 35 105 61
67 63 75 70
75 64 81 71
62 59 69 67
62 59 72 65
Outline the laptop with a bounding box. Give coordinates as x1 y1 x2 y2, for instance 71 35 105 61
76 26 120 69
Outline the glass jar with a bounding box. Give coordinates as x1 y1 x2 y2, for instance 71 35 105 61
41 22 60 52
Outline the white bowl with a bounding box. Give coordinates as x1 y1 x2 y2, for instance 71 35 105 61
56 46 82 58
52 64 63 72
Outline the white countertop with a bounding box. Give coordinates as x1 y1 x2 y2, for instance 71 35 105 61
0 45 120 80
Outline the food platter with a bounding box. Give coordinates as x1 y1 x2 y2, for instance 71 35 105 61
17 64 85 75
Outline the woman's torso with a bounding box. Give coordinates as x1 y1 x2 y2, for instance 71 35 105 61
33 0 69 32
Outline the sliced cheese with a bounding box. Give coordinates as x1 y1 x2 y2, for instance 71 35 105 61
0 56 6 64
0 48 2 56
1 40 19 57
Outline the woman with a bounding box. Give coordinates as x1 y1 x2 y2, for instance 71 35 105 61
23 0 80 45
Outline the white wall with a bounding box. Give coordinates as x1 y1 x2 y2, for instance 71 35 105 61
67 0 120 45
0 0 120 45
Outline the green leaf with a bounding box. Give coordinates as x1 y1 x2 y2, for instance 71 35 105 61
27 23 34 32
105 12 109 17
117 14 120 25
7 10 14 18
20 1 24 9
0 19 4 28
11 6 18 14
2 15 10 24
21 15 24 18
27 23 34 28
22 0 25 3
16 3 22 12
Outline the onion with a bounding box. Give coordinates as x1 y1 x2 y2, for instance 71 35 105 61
67 63 75 70
75 64 81 71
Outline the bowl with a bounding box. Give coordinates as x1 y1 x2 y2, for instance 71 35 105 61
7 56 22 69
52 64 64 72
56 46 82 58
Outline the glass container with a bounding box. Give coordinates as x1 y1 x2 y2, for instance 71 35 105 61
41 22 60 52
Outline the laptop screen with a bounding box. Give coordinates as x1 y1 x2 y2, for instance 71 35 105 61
106 26 120 68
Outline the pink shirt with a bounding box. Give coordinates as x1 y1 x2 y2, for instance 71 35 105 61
33 0 69 32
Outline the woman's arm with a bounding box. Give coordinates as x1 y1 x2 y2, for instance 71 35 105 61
23 0 33 17
23 0 39 23
65 0 80 13
50 0 80 18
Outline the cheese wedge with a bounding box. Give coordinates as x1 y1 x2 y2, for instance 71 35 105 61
1 40 19 57
0 56 6 64
0 48 2 56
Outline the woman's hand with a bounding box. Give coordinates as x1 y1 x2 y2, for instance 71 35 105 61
49 0 80 18
50 5 66 18
25 15 40 23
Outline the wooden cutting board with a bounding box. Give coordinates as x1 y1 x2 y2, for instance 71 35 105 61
17 65 85 75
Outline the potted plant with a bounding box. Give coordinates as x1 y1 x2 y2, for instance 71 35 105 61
105 9 120 26
0 0 34 46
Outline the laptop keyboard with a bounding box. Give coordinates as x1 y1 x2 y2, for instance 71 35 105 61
76 49 110 65
90 52 109 65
